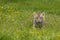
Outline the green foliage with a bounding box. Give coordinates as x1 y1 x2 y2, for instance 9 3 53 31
0 0 60 40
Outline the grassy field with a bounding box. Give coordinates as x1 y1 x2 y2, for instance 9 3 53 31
0 0 60 40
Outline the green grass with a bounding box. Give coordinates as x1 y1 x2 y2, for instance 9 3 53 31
0 0 60 40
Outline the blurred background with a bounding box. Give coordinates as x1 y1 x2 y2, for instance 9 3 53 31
0 0 60 40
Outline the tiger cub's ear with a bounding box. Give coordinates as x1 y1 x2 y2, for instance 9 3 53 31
40 12 45 17
33 12 38 17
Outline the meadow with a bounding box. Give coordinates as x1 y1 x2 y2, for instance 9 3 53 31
0 0 60 40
